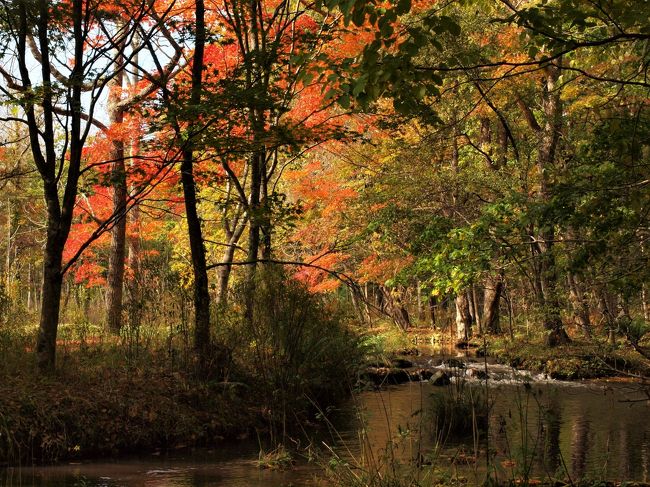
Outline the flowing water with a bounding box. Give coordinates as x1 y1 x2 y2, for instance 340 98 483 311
3 357 649 486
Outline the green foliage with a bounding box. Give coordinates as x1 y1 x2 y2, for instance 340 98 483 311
360 326 411 358
620 318 650 346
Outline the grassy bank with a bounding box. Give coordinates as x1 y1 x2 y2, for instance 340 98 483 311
0 272 365 466
0 362 257 465
486 336 650 380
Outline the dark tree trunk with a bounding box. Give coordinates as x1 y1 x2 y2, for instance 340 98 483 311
247 152 262 266
36 223 64 371
524 60 570 347
260 153 272 261
23 0 85 372
179 0 211 369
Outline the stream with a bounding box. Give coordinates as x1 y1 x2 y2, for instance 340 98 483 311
3 354 649 486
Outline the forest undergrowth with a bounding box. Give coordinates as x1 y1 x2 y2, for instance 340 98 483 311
0 270 365 466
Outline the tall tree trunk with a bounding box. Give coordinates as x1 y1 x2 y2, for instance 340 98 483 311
483 273 503 334
26 0 85 371
537 61 570 346
106 51 126 334
455 292 472 341
179 0 211 369
127 202 141 328
518 63 570 346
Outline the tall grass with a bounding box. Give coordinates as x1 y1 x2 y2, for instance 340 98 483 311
227 266 365 442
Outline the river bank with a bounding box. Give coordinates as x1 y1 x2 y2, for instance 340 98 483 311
360 327 650 386
0 365 260 466
3 325 649 471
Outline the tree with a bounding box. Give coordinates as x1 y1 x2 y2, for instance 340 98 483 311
0 0 169 371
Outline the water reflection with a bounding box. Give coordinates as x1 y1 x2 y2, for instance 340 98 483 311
570 414 589 479
3 380 649 486
348 381 649 484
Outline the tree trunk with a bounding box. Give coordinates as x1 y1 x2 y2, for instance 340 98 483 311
428 295 437 329
537 61 570 347
105 40 127 334
381 286 410 330
455 292 472 341
567 273 591 338
416 279 424 322
180 0 211 369
36 226 64 371
471 284 482 334
215 236 241 307
5 200 11 290
215 189 247 307
27 0 85 372
127 202 141 328
483 274 503 334
247 152 262 267
539 235 570 346
350 285 370 325
260 152 272 261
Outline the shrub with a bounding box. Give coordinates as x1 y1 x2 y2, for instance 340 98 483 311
232 266 364 437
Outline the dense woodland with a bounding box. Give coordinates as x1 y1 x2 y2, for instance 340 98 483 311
0 0 649 473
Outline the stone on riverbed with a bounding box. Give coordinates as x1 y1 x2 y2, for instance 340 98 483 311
467 369 488 380
429 370 451 386
392 358 414 369
443 358 466 369
362 367 410 385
